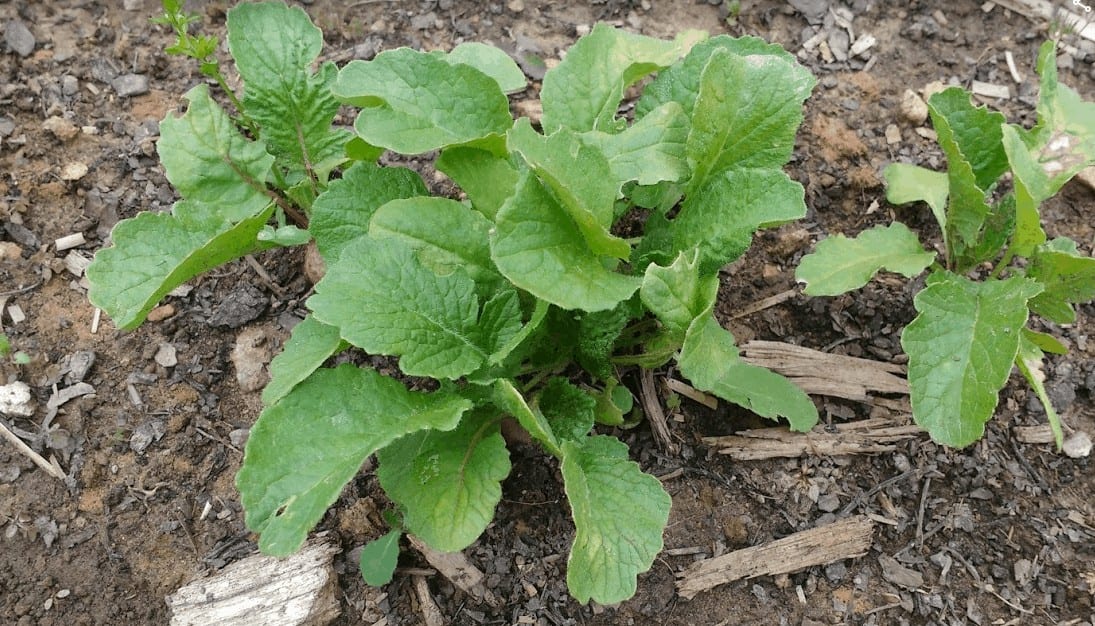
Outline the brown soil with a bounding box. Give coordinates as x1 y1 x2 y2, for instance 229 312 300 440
2 1 1094 625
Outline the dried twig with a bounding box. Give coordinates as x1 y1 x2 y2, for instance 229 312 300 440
640 369 677 454
729 288 797 320
703 418 921 461
0 419 67 481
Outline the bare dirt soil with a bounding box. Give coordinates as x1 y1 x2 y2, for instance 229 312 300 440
2 1 1094 624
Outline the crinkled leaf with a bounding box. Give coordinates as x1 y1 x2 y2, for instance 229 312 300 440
492 379 560 456
636 35 800 119
262 315 345 406
901 273 1042 448
334 48 512 154
640 248 718 338
561 436 670 604
370 197 503 293
359 529 401 586
580 101 690 188
309 237 519 379
1027 241 1095 324
436 147 519 220
88 201 276 330
157 84 275 220
1016 334 1064 449
378 414 510 551
508 118 628 258
575 301 635 380
678 315 818 431
227 2 350 181
540 23 699 133
685 48 815 193
439 42 527 94
237 365 471 556
310 162 428 263
796 223 935 296
538 378 596 443
883 163 949 237
490 172 640 312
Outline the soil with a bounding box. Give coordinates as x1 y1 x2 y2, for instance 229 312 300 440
2 1 1094 625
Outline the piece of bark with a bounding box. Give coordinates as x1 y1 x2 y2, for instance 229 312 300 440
413 576 445 626
991 0 1095 42
704 418 922 460
677 516 875 599
740 340 909 401
407 535 500 607
166 537 340 626
640 369 677 454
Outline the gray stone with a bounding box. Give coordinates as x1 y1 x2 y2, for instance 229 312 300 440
231 326 273 392
817 493 840 512
879 554 923 590
112 73 149 97
0 381 35 417
4 221 39 249
210 284 267 328
788 0 827 24
5 20 36 57
0 117 14 137
130 419 166 454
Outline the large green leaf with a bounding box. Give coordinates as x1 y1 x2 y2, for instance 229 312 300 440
561 436 670 604
538 378 597 443
640 248 718 338
540 23 697 133
309 237 520 379
157 84 275 220
378 414 510 551
227 2 350 181
490 172 640 312
580 101 690 188
796 223 935 296
883 163 949 237
678 315 818 431
492 379 560 456
1027 240 1095 324
435 147 519 221
237 365 472 556
508 118 628 258
87 201 276 330
309 162 428 263
438 42 527 94
901 273 1042 447
334 48 512 153
262 315 345 406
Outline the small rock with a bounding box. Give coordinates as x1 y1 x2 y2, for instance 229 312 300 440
828 29 850 62
5 19 36 57
231 327 274 392
410 12 436 30
824 562 848 583
229 428 249 448
507 0 524 11
788 0 827 23
303 241 326 284
921 80 947 102
0 241 21 261
879 554 923 590
43 116 80 142
146 304 176 322
65 351 96 384
60 162 89 181
885 124 902 144
112 74 149 97
817 493 841 512
130 419 166 454
1013 558 1033 587
154 343 178 368
0 117 14 137
124 0 144 9
0 381 36 417
61 75 79 96
210 284 267 328
4 222 40 249
900 89 929 125
1063 431 1092 458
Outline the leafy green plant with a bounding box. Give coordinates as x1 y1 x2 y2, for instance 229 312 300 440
0 334 30 365
797 41 1095 449
87 1 818 603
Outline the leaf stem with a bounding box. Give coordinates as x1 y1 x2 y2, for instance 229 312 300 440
989 248 1015 280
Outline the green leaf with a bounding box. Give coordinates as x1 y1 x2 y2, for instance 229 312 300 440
436 147 519 221
87 201 276 330
262 316 345 406
492 379 560 456
640 248 719 338
575 301 635 380
796 223 935 296
1015 335 1064 449
257 224 312 247
490 172 641 312
883 163 949 237
580 101 690 188
678 315 818 431
157 84 275 220
359 529 401 586
508 118 629 259
227 2 350 182
310 162 428 263
237 365 472 556
370 197 503 292
1021 327 1068 356
1027 241 1095 324
685 48 815 193
334 48 512 153
636 35 802 120
537 378 596 443
560 436 670 605
378 414 510 551
901 273 1042 448
540 23 698 133
309 237 519 379
591 378 633 427
440 42 527 94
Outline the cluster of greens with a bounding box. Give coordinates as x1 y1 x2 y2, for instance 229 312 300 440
797 41 1095 449
86 1 818 603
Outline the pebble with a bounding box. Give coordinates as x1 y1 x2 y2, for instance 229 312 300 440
879 554 923 590
154 343 178 368
231 327 273 392
146 304 176 322
788 0 827 24
0 381 36 417
885 124 902 144
828 30 850 62
0 241 21 261
60 162 89 181
111 74 149 97
4 222 40 249
229 428 249 448
4 19 36 57
44 116 80 142
210 284 267 328
900 89 929 125
130 419 166 454
817 493 841 512
1063 431 1092 459
65 351 96 384
0 117 16 137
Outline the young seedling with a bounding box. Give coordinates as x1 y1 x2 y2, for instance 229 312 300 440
87 1 818 603
797 41 1095 449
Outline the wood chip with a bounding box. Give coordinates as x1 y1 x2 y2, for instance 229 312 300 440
407 535 500 607
879 554 924 590
413 577 445 626
992 0 1095 42
849 33 876 57
703 417 921 460
740 341 908 402
665 378 717 410
7 304 26 325
971 81 1010 99
1004 50 1024 83
640 369 677 454
54 233 86 251
63 251 91 277
677 516 875 599
166 537 340 626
